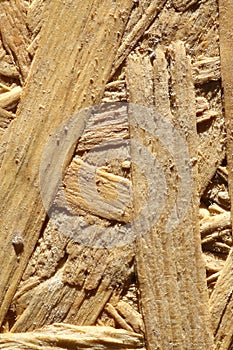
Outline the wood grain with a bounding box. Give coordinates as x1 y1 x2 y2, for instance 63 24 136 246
208 1 233 349
111 0 167 77
210 249 233 350
0 0 31 81
0 0 133 327
126 42 214 349
0 323 145 350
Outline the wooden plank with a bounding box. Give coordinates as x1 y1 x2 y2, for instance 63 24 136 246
0 0 133 327
126 42 214 349
0 323 145 350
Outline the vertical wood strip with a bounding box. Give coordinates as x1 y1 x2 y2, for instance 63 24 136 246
218 1 233 214
126 42 213 349
111 0 167 77
209 2 233 349
0 0 133 327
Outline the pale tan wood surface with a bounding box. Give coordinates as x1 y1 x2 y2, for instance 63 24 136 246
0 0 31 82
0 0 133 327
0 0 229 349
0 323 145 350
126 41 214 349
208 1 233 349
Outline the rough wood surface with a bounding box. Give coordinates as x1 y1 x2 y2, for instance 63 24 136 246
219 0 233 223
126 41 214 349
210 250 233 350
0 0 230 348
0 324 145 350
0 0 31 82
111 0 166 77
0 0 133 327
208 2 233 349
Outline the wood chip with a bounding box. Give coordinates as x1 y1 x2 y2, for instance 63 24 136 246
0 86 22 109
0 323 145 350
172 0 199 12
200 212 231 238
193 57 221 85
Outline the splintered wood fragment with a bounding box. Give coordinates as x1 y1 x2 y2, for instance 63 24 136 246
0 324 145 350
10 242 135 331
210 3 233 348
61 157 132 223
111 0 167 77
192 59 225 196
0 0 133 327
116 301 145 334
8 102 136 332
203 252 225 273
172 0 199 12
0 108 15 138
196 110 218 124
152 46 222 194
27 0 45 35
0 60 19 79
193 57 221 85
0 0 31 81
200 212 231 237
127 41 213 349
105 303 134 332
219 0 233 224
0 108 15 127
77 103 129 151
0 86 22 109
197 117 226 196
126 53 154 106
210 249 233 350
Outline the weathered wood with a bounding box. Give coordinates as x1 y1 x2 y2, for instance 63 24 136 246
111 0 167 77
208 2 233 349
200 212 231 238
0 86 21 109
210 249 233 350
193 57 221 85
62 157 132 222
115 301 145 334
0 0 133 327
0 108 15 137
172 0 199 12
0 0 31 81
219 0 233 226
11 242 135 332
5 102 137 332
0 323 145 350
126 42 214 349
